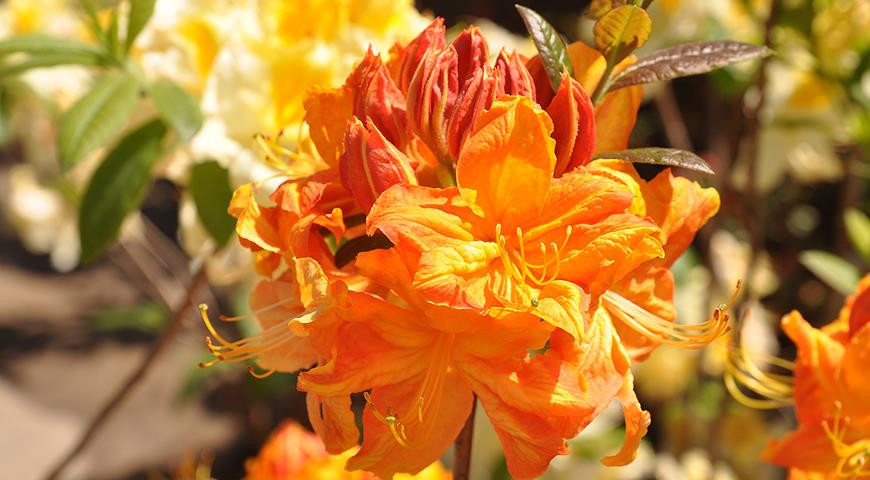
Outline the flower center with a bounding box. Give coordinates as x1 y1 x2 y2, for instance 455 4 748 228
495 223 573 288
364 333 456 447
823 402 870 478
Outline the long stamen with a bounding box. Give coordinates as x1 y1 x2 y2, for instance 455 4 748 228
602 283 735 349
724 346 794 409
822 403 870 478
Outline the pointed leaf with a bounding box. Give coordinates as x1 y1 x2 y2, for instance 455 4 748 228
593 5 651 66
149 79 203 141
79 119 167 264
0 52 103 77
610 41 773 91
0 35 104 58
799 251 861 295
58 73 140 170
189 160 235 248
845 209 870 265
593 147 714 174
125 0 157 52
516 4 573 92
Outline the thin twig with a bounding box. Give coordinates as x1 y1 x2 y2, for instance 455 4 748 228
738 0 780 305
45 267 208 480
452 397 477 480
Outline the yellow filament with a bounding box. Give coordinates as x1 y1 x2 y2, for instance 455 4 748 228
199 303 299 377
253 125 322 179
495 224 572 288
724 346 794 409
601 283 736 350
361 334 455 447
823 403 870 478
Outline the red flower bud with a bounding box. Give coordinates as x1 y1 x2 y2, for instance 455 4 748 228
495 49 536 100
451 26 489 88
406 47 459 162
447 65 500 159
524 54 555 107
547 75 596 176
397 18 446 94
340 118 417 212
348 49 408 149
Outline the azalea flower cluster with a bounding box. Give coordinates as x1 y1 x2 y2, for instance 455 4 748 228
202 19 730 479
728 274 870 479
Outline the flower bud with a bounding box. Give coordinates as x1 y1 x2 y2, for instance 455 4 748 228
340 118 417 212
447 65 500 159
349 49 408 149
406 47 459 162
547 75 596 176
397 18 446 94
495 49 536 99
524 54 555 107
451 26 489 87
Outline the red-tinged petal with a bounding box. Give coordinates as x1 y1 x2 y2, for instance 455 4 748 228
594 84 642 153
601 370 651 466
348 370 473 478
306 393 359 454
495 49 536 99
782 312 846 425
762 424 839 473
406 47 459 161
841 323 870 417
547 75 596 176
842 273 870 338
229 183 281 253
456 95 556 231
340 118 417 212
447 65 500 159
348 49 409 149
303 86 354 167
557 214 663 295
451 26 489 87
367 184 477 261
397 18 446 94
524 54 554 107
607 265 676 362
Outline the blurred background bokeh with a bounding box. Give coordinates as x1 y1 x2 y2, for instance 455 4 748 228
0 0 867 479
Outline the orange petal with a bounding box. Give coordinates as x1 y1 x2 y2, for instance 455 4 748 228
593 84 642 153
456 95 556 231
413 241 501 309
534 280 591 340
547 75 596 176
607 265 676 361
761 424 839 473
306 393 359 454
842 273 870 338
601 370 651 466
303 86 354 167
348 371 473 478
566 41 608 94
229 183 281 253
841 322 870 417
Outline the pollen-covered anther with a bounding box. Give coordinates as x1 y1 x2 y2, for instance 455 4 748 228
198 303 297 377
822 402 870 478
364 392 412 447
602 281 739 350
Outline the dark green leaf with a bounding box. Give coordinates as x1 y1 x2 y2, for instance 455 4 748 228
516 4 573 92
593 147 715 174
189 160 235 247
592 4 651 66
844 209 870 265
799 251 860 295
610 41 773 91
125 0 157 52
149 79 203 141
0 52 104 78
0 35 104 58
58 73 140 170
79 119 167 263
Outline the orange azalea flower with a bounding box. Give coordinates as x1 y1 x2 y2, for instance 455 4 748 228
297 246 648 478
246 420 451 480
727 274 870 478
367 94 666 340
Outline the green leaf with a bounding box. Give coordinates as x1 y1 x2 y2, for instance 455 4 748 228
592 4 652 66
610 41 773 91
58 73 140 171
588 0 629 19
0 53 104 78
0 35 105 58
79 119 167 263
516 4 573 92
799 251 861 295
81 0 108 48
105 8 121 60
125 0 157 52
89 301 168 333
149 79 203 141
189 160 235 247
593 147 715 174
845 209 870 264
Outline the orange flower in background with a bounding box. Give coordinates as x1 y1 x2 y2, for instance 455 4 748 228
246 420 451 480
368 95 664 339
759 274 870 478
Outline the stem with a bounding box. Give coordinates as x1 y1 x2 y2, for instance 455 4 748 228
45 267 208 480
452 397 477 480
590 61 617 106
